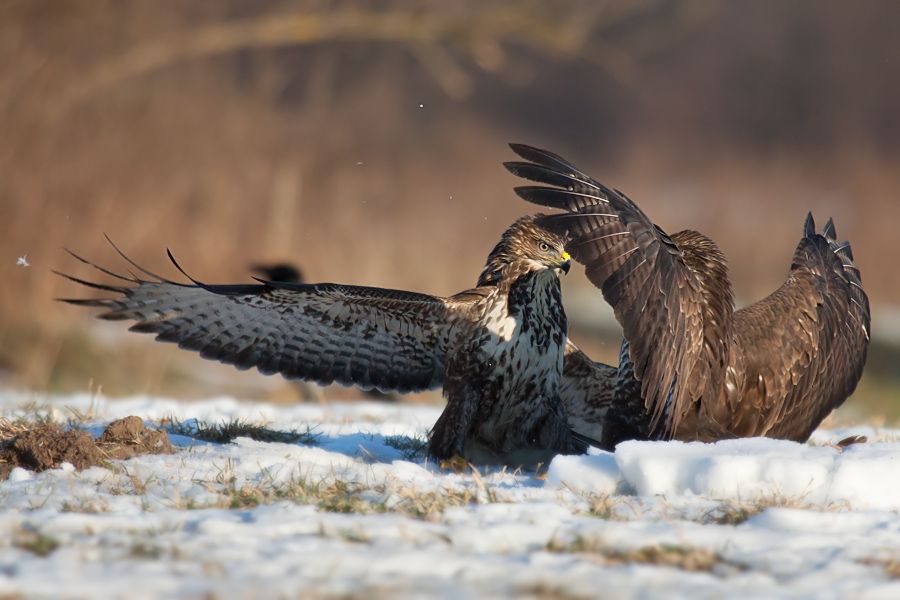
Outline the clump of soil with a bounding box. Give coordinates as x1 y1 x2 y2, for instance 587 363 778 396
0 416 174 479
0 422 100 478
98 415 174 459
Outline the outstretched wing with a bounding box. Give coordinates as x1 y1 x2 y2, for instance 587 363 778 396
731 214 870 440
58 247 474 393
506 143 729 438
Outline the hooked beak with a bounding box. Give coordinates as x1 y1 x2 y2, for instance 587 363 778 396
558 251 571 275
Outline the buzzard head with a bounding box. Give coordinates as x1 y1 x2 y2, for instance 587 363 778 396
478 215 571 286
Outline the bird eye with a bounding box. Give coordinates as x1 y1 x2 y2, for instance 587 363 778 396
539 242 550 252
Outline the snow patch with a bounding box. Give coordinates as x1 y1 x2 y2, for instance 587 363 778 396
545 451 621 495
548 437 900 511
0 391 897 599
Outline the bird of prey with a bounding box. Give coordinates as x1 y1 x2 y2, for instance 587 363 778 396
505 144 870 448
59 216 583 467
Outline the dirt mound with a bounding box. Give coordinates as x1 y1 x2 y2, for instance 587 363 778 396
0 422 100 477
0 416 174 479
99 415 174 459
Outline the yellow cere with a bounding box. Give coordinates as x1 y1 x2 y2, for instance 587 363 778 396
561 251 571 261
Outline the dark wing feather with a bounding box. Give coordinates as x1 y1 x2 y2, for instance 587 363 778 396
59 251 475 393
731 214 870 440
559 340 617 446
507 143 728 438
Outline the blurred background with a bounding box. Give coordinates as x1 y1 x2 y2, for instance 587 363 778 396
2 0 898 421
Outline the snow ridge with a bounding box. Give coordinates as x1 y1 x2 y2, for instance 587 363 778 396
549 437 900 510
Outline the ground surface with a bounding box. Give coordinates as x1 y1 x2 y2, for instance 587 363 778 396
0 391 897 599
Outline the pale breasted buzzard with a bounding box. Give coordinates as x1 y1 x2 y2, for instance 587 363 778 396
59 215 583 467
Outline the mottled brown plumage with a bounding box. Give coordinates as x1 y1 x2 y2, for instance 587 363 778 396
506 143 870 447
251 262 395 403
58 217 581 467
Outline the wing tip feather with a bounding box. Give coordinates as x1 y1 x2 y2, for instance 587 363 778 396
824 217 837 240
804 212 816 238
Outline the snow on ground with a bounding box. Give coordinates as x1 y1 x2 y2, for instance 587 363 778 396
0 390 898 599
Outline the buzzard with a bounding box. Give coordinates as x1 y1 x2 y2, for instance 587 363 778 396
505 144 870 448
59 216 584 467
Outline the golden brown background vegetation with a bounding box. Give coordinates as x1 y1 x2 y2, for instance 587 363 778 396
2 1 898 420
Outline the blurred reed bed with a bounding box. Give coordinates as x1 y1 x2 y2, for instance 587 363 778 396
1 1 897 418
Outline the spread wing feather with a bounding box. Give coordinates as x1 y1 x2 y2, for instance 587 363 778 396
506 143 727 438
733 214 870 440
58 248 474 393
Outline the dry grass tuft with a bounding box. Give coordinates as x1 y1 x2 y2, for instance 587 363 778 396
0 418 37 443
547 537 741 573
61 497 111 514
703 495 848 526
582 494 629 520
0 403 59 442
12 529 60 557
858 556 900 579
196 471 490 522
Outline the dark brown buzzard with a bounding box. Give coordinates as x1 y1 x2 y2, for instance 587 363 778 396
505 144 871 448
59 216 583 467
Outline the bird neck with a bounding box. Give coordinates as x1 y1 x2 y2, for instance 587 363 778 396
477 255 509 287
478 247 525 288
